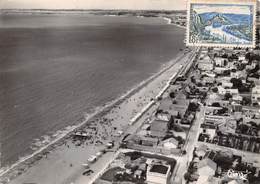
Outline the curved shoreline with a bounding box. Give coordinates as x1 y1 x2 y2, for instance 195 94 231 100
0 50 186 180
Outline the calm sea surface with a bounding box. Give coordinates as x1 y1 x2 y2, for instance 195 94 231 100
0 14 184 166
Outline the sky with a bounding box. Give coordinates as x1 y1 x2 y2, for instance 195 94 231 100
0 0 187 10
193 4 252 15
0 0 259 10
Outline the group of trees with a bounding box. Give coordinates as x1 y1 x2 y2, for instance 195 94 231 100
245 52 260 63
230 78 251 93
236 121 260 136
188 102 200 112
215 107 228 115
215 130 260 153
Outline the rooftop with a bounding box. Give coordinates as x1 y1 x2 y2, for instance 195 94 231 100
149 164 169 175
197 158 217 171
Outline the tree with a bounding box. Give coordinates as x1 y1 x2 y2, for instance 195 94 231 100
169 92 175 98
217 107 228 115
212 102 221 107
212 87 218 93
242 97 251 106
188 102 199 112
224 93 232 100
249 64 259 74
245 52 251 60
221 53 228 58
191 76 196 83
230 78 243 89
214 152 233 169
238 124 249 134
184 172 191 181
197 82 202 87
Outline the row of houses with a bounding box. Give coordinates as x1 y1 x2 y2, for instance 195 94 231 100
122 91 191 155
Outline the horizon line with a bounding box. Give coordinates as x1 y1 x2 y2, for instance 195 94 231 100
0 8 186 11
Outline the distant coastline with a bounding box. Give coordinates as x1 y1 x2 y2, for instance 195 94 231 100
2 9 258 28
0 9 187 27
0 9 186 13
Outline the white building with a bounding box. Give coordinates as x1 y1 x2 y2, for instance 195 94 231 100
252 85 260 105
201 72 216 78
195 144 208 158
198 56 214 71
238 56 245 61
232 95 243 103
222 82 233 88
162 138 179 149
230 71 246 79
218 86 226 95
218 119 237 134
215 57 225 67
225 88 239 95
197 158 217 177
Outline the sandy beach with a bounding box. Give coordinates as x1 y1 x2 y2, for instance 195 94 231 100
0 48 195 184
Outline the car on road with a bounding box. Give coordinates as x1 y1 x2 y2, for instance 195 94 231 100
114 130 124 137
82 163 90 169
87 155 97 163
106 141 114 149
82 169 94 176
96 151 103 158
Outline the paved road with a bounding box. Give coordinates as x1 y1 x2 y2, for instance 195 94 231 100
170 106 205 183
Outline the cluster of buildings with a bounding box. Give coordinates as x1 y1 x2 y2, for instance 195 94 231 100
168 14 187 27
196 48 260 151
96 151 175 184
121 81 197 156
184 47 260 184
94 50 200 184
186 143 260 184
93 46 260 184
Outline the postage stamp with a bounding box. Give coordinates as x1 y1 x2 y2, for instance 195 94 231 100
186 0 257 48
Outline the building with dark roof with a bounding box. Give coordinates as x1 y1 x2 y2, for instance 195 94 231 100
146 160 171 184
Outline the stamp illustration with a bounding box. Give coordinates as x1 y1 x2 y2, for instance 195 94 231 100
186 0 257 48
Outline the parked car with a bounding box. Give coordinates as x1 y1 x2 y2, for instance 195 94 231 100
96 151 103 158
82 163 90 169
106 141 114 149
115 130 124 137
82 169 94 176
87 155 97 163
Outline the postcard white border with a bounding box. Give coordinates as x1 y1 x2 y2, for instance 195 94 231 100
186 0 257 48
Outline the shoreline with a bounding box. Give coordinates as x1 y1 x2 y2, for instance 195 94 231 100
0 10 186 29
0 49 188 182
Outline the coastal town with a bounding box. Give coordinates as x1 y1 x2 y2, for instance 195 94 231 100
0 8 260 184
61 9 260 184
88 46 260 184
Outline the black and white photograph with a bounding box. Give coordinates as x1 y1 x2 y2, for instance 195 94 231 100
0 0 260 184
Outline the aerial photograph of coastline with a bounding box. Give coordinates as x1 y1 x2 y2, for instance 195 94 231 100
0 0 260 184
